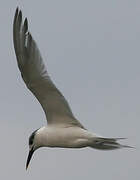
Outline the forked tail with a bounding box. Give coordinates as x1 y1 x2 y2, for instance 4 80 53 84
91 137 133 150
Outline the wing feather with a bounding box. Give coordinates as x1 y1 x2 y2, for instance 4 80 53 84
13 8 85 129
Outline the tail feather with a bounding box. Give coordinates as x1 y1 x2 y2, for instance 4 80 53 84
91 137 133 150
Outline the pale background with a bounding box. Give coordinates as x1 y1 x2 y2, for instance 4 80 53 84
0 0 139 179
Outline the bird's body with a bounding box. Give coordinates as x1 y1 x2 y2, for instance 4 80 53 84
13 8 132 169
35 126 96 148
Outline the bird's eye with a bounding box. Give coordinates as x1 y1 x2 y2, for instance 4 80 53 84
29 129 38 146
29 134 34 145
29 138 33 145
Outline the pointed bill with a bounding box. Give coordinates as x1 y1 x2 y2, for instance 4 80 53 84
26 147 34 170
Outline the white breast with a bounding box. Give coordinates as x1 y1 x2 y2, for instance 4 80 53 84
36 126 95 148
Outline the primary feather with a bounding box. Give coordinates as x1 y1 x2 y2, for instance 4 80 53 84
13 8 85 129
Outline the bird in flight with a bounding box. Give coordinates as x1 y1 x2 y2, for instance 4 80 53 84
13 8 132 170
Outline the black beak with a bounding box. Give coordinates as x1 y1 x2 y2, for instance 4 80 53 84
26 147 34 170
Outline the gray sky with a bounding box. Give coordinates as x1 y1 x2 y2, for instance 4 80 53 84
0 0 139 179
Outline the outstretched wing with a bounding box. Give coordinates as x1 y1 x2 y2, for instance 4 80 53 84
13 8 85 129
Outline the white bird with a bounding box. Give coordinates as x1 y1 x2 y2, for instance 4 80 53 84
13 8 132 170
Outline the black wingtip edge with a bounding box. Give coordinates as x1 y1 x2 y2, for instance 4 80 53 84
14 7 19 19
16 7 19 13
24 18 28 32
19 10 22 18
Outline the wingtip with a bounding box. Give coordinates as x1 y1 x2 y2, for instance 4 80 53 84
24 18 28 32
19 10 22 19
16 7 19 13
14 7 19 20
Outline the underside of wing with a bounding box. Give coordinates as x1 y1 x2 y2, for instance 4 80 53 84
13 8 85 129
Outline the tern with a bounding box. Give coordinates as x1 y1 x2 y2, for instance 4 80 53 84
13 8 132 170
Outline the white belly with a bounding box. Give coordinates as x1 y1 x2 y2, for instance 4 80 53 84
37 126 95 148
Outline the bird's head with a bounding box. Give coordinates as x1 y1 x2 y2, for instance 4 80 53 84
26 129 40 170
